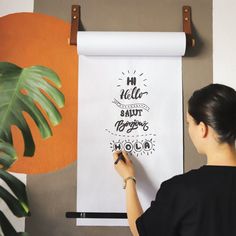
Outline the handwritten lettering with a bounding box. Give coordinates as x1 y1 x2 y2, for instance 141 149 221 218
114 119 149 133
120 86 148 100
127 77 137 86
120 109 143 117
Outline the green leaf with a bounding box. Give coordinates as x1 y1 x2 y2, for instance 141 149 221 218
0 210 18 236
0 62 65 156
0 185 29 217
0 170 29 217
0 139 17 170
0 211 29 236
18 233 29 236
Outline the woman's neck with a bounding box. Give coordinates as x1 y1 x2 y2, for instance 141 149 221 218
206 142 236 166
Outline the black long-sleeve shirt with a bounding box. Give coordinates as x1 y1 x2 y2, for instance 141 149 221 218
136 165 236 236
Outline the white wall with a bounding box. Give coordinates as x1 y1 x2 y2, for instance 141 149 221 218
0 1 34 233
213 0 236 89
0 0 33 17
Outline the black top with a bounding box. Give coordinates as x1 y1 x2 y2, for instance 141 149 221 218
136 165 236 236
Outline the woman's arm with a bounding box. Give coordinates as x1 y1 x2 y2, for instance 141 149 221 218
113 151 143 236
125 178 143 236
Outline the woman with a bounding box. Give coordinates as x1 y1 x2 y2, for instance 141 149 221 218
113 83 236 236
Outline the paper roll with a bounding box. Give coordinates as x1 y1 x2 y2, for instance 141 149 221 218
77 31 186 56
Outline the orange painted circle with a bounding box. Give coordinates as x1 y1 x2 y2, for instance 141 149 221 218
0 13 78 174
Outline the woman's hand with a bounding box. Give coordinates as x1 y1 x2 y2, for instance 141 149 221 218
113 151 142 236
113 150 135 179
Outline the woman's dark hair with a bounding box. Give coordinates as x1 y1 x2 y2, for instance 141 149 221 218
188 83 236 144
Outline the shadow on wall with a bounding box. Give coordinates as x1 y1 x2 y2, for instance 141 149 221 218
130 153 157 202
185 23 204 57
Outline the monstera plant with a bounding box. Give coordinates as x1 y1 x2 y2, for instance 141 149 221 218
0 62 65 235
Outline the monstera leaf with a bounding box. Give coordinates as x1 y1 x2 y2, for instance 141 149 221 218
0 168 29 216
0 62 65 235
0 62 65 156
0 211 29 236
0 140 30 235
0 139 17 169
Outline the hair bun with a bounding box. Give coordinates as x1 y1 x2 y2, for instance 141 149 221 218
188 83 236 144
233 107 236 137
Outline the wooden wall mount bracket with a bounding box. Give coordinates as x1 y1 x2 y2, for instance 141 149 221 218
183 6 195 48
70 5 80 45
69 5 195 48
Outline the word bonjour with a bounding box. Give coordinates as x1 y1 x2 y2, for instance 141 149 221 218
115 119 149 133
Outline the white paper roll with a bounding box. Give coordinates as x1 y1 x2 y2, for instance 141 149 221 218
77 31 186 56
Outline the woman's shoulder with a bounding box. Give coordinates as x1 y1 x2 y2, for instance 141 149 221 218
152 168 204 207
160 166 206 195
165 164 236 187
165 166 203 183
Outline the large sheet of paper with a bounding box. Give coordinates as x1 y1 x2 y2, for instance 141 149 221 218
77 32 185 226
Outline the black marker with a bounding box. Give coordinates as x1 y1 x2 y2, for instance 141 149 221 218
66 212 127 219
114 152 126 165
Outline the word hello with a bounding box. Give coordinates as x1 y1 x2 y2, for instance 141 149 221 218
113 140 153 152
120 86 148 100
